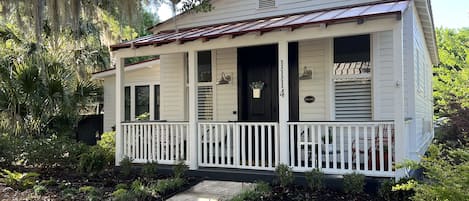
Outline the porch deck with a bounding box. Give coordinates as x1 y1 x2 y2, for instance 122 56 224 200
120 121 395 177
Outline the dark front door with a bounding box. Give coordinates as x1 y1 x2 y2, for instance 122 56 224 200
238 44 278 122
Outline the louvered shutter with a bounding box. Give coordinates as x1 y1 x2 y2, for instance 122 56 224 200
258 0 275 9
335 80 372 120
198 86 213 120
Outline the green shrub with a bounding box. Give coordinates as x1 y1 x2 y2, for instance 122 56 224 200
119 156 133 178
97 131 115 164
79 186 101 201
148 178 185 195
305 168 324 191
78 146 109 176
61 187 79 200
79 186 97 194
115 183 128 190
378 178 415 201
0 169 40 190
411 144 469 201
33 185 47 196
142 161 158 179
23 136 89 169
112 188 129 200
173 161 188 178
0 135 89 169
39 177 58 187
275 164 294 187
343 172 365 194
230 181 271 201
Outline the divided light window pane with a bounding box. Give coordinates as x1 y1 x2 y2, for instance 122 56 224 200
198 51 212 82
124 86 130 121
135 86 150 117
154 85 160 120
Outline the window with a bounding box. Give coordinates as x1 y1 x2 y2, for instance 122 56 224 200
124 86 131 121
135 86 150 117
198 51 212 82
258 0 276 9
124 85 160 121
154 85 160 120
333 35 372 121
197 50 214 120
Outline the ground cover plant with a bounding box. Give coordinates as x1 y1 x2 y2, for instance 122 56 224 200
0 134 199 201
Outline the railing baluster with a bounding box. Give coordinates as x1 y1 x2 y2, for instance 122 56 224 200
165 124 169 161
289 124 295 167
340 126 344 170
317 125 322 169
387 124 393 172
364 125 368 171
221 125 226 165
274 124 279 167
310 125 318 168
325 125 330 169
241 124 246 167
296 124 301 168
268 124 273 168
371 125 376 171
332 126 337 169
379 124 384 172
261 125 266 168
355 126 359 170
215 124 219 165
248 125 253 167
235 124 240 167
347 126 352 170
304 125 308 168
227 124 232 166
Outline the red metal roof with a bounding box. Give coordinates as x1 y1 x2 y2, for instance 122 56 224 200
92 58 159 75
111 1 409 51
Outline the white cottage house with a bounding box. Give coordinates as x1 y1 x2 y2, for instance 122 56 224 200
102 0 437 178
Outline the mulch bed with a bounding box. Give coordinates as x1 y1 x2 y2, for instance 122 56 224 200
0 166 202 201
263 185 380 201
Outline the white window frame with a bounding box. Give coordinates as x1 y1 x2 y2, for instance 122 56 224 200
196 50 217 121
124 81 160 121
331 35 374 121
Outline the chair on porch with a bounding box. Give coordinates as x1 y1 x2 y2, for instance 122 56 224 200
351 126 395 171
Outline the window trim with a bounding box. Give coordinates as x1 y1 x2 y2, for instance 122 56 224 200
331 34 374 121
123 82 160 121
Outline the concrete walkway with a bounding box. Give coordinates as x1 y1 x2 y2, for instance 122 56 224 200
167 180 254 201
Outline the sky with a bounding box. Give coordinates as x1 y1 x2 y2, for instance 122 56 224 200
431 0 469 28
155 1 469 29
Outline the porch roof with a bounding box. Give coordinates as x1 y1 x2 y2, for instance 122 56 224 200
110 1 409 51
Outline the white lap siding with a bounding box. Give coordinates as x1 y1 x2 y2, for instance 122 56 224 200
160 53 187 121
298 39 329 121
373 31 395 120
215 48 238 121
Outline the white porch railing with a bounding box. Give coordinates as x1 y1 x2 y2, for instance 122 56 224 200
122 122 190 165
198 122 279 170
288 121 395 177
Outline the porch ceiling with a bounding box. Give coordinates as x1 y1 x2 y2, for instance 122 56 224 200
110 1 409 51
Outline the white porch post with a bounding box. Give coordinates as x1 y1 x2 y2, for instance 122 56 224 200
188 50 199 170
393 20 407 178
115 57 125 165
278 40 290 165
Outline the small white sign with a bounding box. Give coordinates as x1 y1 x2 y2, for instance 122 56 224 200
253 88 261 99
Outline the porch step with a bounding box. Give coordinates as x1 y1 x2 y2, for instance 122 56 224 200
167 180 254 201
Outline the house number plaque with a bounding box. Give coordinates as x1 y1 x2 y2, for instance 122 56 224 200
304 96 315 103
